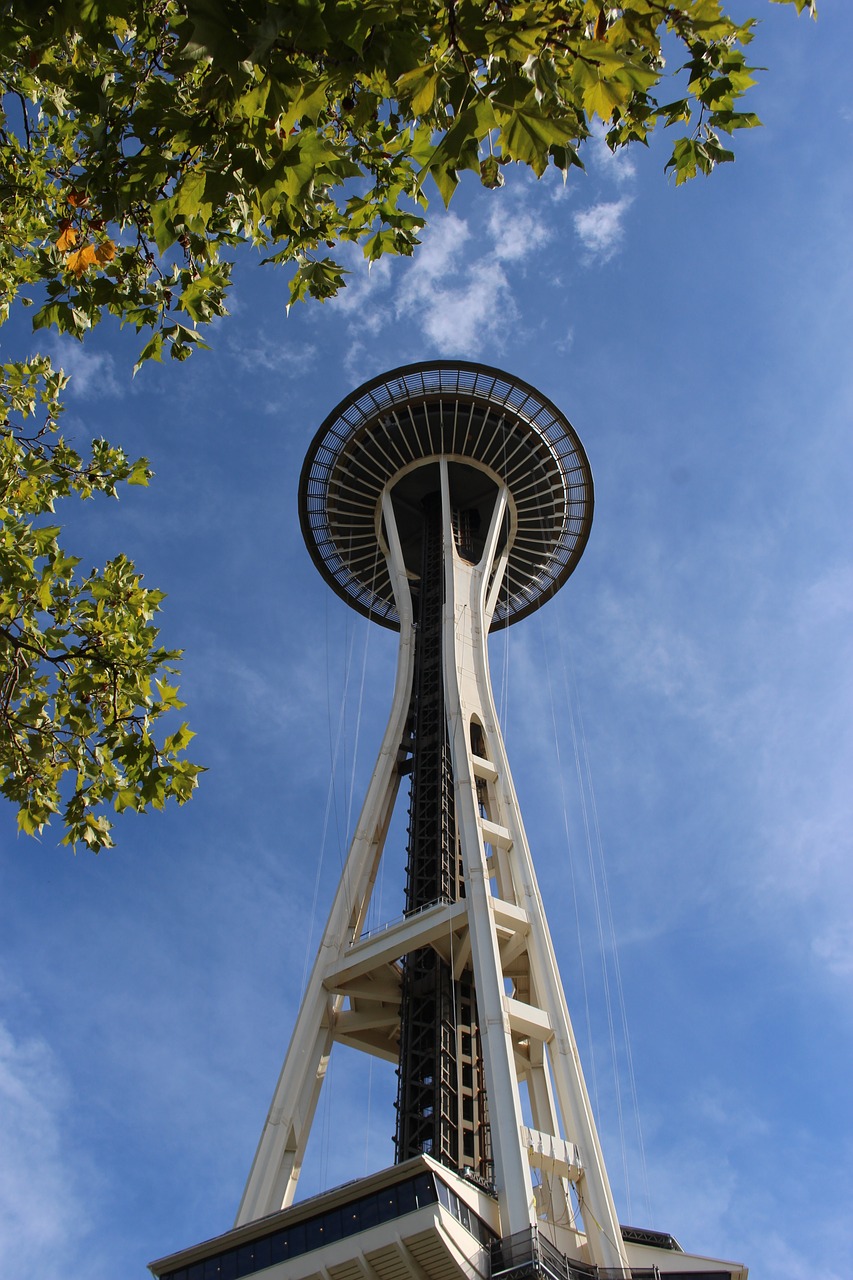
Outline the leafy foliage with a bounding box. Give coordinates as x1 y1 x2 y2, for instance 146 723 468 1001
0 0 816 846
0 357 202 848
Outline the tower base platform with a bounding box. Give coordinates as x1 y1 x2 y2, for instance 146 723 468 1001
148 1158 746 1280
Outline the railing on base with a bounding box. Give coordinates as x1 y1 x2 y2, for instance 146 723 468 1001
490 1227 655 1280
490 1226 734 1280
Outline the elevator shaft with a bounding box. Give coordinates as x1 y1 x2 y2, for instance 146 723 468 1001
394 495 491 1181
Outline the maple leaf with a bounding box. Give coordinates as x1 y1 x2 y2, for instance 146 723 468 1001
56 222 78 252
94 240 116 264
66 244 99 277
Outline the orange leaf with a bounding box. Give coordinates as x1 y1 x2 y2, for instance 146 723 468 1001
56 224 78 252
67 189 89 208
66 244 99 277
94 239 116 264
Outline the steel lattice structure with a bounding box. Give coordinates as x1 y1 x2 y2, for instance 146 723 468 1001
236 361 632 1271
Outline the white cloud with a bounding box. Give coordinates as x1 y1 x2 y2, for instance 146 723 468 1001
43 336 122 398
325 200 558 355
229 334 317 374
589 121 637 185
487 200 552 262
573 197 633 263
408 258 514 354
802 562 853 625
394 214 516 355
550 122 637 264
329 250 394 334
812 924 853 976
0 1021 90 1277
402 210 471 282
325 211 525 355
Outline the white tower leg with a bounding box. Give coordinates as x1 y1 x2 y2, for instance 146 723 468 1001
436 459 628 1271
236 492 416 1225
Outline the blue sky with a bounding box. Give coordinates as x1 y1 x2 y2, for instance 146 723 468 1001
1 4 851 1279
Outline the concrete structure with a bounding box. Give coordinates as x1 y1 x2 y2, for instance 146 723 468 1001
150 363 747 1280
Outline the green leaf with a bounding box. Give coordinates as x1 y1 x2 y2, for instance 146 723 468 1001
173 168 212 228
396 64 441 116
133 332 165 374
164 722 195 753
495 100 574 176
127 458 152 486
151 199 178 255
479 155 504 189
17 808 41 837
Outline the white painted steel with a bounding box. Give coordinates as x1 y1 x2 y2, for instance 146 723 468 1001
238 459 629 1273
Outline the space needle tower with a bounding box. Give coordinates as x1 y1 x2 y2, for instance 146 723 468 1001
151 364 747 1280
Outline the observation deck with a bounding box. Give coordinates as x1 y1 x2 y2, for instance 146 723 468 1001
298 361 594 630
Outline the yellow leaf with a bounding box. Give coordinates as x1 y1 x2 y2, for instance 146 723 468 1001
94 239 116 264
66 244 99 277
56 224 78 252
582 75 629 122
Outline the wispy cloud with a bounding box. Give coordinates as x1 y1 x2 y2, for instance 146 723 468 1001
400 255 513 355
802 562 853 625
812 924 853 976
0 1020 90 1278
343 338 370 383
229 334 317 374
573 197 634 263
331 211 521 357
42 336 122 398
487 199 552 262
589 121 637 186
579 553 853 981
328 251 395 335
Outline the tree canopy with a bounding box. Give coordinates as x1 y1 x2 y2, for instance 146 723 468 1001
0 0 816 848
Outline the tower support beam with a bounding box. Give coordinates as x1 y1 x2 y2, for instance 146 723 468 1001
235 492 416 1226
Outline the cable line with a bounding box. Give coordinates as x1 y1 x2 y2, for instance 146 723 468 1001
559 623 653 1224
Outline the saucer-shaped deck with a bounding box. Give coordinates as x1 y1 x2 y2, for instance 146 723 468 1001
299 362 594 630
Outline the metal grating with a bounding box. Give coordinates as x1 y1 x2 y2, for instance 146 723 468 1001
298 362 594 630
